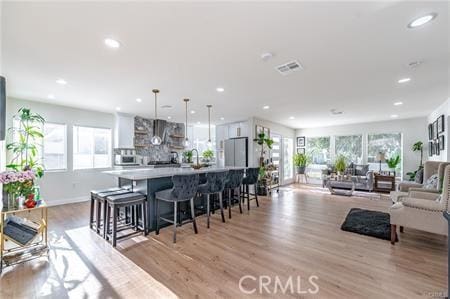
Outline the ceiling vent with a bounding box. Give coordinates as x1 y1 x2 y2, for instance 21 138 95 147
275 60 303 75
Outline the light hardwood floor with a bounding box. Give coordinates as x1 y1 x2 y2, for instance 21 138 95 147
0 184 447 298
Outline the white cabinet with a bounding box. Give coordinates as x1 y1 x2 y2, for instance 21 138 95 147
239 121 249 138
228 122 249 138
215 125 229 151
114 113 135 148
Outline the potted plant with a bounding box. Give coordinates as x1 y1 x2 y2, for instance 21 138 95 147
182 150 193 163
202 149 214 162
335 155 346 176
3 108 45 208
253 132 274 167
293 153 310 174
406 141 424 181
386 154 401 177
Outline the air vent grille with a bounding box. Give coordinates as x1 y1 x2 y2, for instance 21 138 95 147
275 60 303 75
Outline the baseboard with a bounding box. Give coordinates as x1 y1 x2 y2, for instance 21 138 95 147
46 196 89 207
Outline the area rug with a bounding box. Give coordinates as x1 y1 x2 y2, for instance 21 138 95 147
341 208 394 241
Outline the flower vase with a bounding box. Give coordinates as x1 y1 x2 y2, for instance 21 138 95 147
7 193 18 210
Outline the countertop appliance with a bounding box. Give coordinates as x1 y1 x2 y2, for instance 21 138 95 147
224 137 248 167
114 149 137 165
170 151 179 164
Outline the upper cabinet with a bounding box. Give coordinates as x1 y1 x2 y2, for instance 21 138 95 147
114 113 135 148
228 121 249 138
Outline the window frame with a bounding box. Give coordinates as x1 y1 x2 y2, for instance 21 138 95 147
43 122 68 172
72 125 112 170
334 134 363 164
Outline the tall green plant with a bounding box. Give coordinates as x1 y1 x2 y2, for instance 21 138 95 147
412 141 423 166
386 154 401 169
293 153 310 167
253 132 273 166
6 108 45 177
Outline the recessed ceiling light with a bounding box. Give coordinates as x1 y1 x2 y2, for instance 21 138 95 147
56 78 67 85
104 38 121 49
220 117 225 120
136 98 142 103
48 94 55 99
197 121 201 125
394 101 403 106
263 105 270 110
115 107 121 111
408 13 437 28
167 116 172 120
260 52 273 61
216 87 225 93
391 114 399 118
289 116 295 120
190 110 196 114
398 78 411 84
330 109 343 115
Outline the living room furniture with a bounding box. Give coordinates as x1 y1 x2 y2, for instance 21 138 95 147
295 173 308 184
326 175 356 196
1 200 48 273
374 174 395 193
389 164 450 244
322 164 374 192
397 161 441 192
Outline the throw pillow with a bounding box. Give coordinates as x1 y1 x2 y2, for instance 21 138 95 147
355 164 369 176
424 174 439 189
414 168 424 184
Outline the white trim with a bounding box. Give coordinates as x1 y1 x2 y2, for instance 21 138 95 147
45 196 89 207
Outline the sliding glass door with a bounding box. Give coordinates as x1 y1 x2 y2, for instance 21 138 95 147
283 137 294 183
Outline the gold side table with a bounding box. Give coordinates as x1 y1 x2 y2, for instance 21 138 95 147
0 200 48 273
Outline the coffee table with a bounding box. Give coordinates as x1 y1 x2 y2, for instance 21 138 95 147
326 175 357 196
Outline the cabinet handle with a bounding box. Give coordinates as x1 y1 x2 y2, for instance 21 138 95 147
237 127 241 137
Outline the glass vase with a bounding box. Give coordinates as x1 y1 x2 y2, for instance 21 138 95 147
7 192 18 210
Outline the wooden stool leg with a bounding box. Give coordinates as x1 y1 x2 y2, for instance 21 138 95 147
238 188 243 214
190 197 198 234
247 185 250 211
219 192 225 223
112 206 118 247
173 201 178 243
90 196 95 229
155 198 160 235
254 184 259 207
96 200 102 234
228 189 232 219
142 201 148 236
390 224 397 245
207 194 211 229
105 204 111 240
400 226 404 233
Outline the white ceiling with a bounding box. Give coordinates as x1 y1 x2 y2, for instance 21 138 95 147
2 1 449 129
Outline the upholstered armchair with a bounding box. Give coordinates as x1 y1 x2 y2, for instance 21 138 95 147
397 161 441 192
389 164 450 244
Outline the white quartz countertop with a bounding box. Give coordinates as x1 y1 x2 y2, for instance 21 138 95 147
103 166 246 180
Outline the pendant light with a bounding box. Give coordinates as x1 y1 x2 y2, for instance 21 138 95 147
183 98 190 148
151 89 162 145
206 104 212 148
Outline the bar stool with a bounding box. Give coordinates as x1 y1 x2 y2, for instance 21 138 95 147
90 187 129 235
242 167 260 211
155 174 200 243
198 170 229 228
105 192 147 247
224 169 245 218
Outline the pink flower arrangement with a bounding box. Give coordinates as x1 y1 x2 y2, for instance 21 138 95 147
0 170 36 185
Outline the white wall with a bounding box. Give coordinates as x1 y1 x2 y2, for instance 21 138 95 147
6 98 116 205
296 117 428 180
427 98 450 161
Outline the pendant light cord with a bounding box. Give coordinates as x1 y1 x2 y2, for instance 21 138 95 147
207 105 212 141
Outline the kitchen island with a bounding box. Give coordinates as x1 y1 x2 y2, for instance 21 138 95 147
103 166 245 233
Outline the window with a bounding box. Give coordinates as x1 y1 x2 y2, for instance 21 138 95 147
307 137 331 165
73 126 112 169
271 134 281 167
283 137 294 181
367 133 402 176
43 123 67 170
335 135 363 164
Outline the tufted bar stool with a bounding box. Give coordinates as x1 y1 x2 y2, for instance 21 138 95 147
198 170 229 228
242 167 260 211
155 174 200 243
224 169 245 218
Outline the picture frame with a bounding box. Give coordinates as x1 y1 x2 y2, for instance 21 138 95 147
439 135 445 150
429 141 434 156
435 141 440 155
297 136 305 147
428 123 433 140
433 120 439 139
437 114 445 133
296 148 305 154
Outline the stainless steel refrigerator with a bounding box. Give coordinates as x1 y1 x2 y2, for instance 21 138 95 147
224 137 248 167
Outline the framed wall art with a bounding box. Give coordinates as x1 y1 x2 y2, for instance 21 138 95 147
439 135 445 150
437 114 445 134
297 136 305 147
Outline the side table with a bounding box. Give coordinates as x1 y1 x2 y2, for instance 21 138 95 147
374 174 396 193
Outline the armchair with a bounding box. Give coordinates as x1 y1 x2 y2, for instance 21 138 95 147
389 164 450 244
397 161 441 192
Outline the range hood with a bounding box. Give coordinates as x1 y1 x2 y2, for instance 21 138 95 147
154 119 167 144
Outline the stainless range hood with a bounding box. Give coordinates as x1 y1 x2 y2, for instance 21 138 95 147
154 119 167 144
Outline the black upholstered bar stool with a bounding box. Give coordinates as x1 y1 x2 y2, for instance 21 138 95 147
242 167 260 211
198 170 229 228
224 169 245 218
105 192 147 247
90 187 129 235
155 174 200 243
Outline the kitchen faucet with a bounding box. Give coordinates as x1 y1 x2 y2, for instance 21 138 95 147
191 148 200 165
